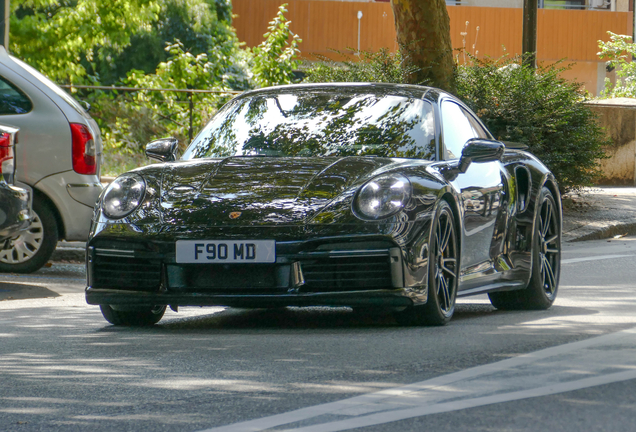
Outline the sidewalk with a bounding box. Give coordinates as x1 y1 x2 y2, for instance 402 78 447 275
50 187 636 263
562 187 636 242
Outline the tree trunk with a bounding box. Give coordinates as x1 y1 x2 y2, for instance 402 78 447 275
522 0 538 68
391 0 456 93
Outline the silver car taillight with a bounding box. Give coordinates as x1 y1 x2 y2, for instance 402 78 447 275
70 123 96 175
0 131 14 183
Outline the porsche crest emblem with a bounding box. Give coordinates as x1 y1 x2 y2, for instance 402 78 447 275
229 212 242 220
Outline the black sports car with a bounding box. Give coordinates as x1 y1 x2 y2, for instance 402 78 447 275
86 83 561 326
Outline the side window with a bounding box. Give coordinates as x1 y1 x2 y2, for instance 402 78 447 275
464 108 490 139
441 101 478 159
0 77 33 115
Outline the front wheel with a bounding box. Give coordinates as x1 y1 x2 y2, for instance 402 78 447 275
489 186 561 310
100 305 166 326
395 200 458 326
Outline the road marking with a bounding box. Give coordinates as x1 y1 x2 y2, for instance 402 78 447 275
198 327 636 432
274 370 636 432
562 254 634 264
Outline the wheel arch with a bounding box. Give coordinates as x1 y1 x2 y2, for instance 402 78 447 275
31 188 65 240
440 191 463 256
542 177 562 227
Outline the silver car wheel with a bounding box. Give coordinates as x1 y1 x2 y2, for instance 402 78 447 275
0 211 44 264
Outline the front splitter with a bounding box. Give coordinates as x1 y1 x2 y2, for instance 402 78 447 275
85 287 417 309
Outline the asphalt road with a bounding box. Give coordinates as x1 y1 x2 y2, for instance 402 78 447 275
0 237 635 432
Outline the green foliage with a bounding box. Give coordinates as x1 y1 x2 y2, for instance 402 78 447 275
304 48 424 85
456 56 608 192
11 0 241 86
94 0 239 85
89 41 241 175
597 31 636 98
300 51 607 192
251 4 302 87
11 0 160 84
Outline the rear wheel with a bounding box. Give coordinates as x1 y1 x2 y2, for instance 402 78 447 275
395 200 458 326
489 186 560 310
99 305 166 326
0 198 58 273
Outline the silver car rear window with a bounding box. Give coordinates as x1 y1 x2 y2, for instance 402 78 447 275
0 76 33 115
9 56 90 120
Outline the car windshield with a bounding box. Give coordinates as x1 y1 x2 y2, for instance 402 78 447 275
182 89 436 160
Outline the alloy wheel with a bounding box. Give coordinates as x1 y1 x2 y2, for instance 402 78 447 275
0 211 44 264
538 195 560 299
433 209 457 316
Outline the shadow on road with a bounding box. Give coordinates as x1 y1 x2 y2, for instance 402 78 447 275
89 302 601 334
0 282 61 301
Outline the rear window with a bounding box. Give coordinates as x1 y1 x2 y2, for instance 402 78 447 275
9 55 90 120
0 77 33 115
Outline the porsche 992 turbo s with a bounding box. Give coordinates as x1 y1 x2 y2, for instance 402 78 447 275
85 83 561 326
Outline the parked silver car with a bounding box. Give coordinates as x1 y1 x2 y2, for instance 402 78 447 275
0 47 103 272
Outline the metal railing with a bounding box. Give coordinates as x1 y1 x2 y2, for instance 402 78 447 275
60 84 243 142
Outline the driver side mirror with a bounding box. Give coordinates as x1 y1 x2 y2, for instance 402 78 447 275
457 139 505 173
145 138 179 162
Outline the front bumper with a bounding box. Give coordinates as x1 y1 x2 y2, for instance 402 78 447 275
85 236 428 308
85 288 416 309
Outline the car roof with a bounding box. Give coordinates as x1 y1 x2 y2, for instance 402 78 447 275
0 47 92 122
237 82 446 104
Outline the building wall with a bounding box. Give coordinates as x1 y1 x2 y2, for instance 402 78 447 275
292 0 629 9
617 0 631 11
587 99 636 185
233 1 634 95
462 0 524 7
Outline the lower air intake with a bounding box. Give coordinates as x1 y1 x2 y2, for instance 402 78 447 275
300 254 393 292
92 255 161 291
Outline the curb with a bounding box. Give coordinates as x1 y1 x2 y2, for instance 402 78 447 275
51 247 85 263
565 221 636 242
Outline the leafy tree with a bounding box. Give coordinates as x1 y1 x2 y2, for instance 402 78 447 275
92 40 241 166
251 4 302 87
10 0 240 86
391 0 455 92
457 56 608 192
304 48 422 85
94 0 239 85
11 0 160 84
597 31 636 98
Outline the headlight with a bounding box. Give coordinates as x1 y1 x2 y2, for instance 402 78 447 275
353 173 412 220
102 173 146 219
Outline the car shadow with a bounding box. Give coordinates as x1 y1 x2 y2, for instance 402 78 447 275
0 281 61 301
101 301 600 333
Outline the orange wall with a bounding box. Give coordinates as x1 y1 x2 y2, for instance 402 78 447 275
232 1 634 93
233 0 397 56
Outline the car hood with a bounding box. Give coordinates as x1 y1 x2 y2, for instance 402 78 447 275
154 156 426 226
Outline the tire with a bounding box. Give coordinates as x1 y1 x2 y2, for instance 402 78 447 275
395 200 458 326
100 305 166 326
489 186 560 310
0 198 59 273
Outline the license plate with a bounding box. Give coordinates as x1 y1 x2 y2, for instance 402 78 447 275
176 240 276 264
